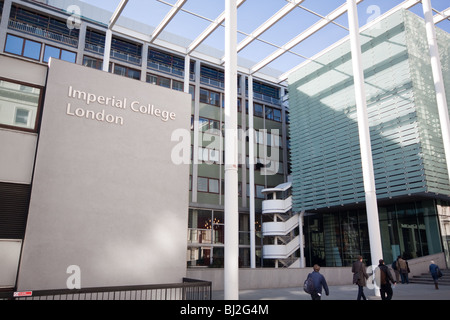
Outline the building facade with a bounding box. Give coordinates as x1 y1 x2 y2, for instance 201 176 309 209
0 0 290 289
288 9 450 267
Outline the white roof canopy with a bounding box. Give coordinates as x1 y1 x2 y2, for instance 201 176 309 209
61 0 450 84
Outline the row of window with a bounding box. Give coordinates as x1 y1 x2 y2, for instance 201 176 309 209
195 146 285 173
4 34 76 63
191 176 267 199
6 4 283 103
4 34 282 117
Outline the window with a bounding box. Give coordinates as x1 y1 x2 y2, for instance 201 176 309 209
198 117 220 134
85 29 105 54
4 34 41 60
200 88 220 107
113 64 141 80
265 106 282 122
148 48 186 77
111 37 142 65
15 108 30 126
146 74 170 88
197 177 220 193
273 108 282 122
43 44 76 63
254 103 263 117
197 177 209 193
0 79 41 131
173 80 184 92
83 56 103 70
209 179 219 194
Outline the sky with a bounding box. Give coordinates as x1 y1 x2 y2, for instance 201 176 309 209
77 0 450 78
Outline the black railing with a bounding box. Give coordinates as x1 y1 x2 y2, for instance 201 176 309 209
0 278 211 301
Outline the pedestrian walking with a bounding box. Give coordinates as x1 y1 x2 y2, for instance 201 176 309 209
352 255 369 300
377 259 396 300
396 255 410 284
429 260 443 290
307 264 329 300
391 257 400 283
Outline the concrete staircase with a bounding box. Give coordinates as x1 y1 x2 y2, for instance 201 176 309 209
410 269 450 286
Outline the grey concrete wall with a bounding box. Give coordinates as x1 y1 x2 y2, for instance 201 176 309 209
17 59 191 290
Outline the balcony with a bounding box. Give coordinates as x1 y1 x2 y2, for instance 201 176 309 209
262 197 292 214
262 235 300 260
262 213 299 237
8 20 78 47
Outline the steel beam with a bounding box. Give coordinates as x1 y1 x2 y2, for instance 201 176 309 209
151 0 187 42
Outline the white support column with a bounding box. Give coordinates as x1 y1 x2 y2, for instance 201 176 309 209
299 211 305 268
103 28 112 72
184 55 191 93
422 0 450 183
346 0 383 293
224 0 239 300
248 75 256 269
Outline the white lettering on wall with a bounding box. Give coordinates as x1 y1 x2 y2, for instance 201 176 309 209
65 86 178 126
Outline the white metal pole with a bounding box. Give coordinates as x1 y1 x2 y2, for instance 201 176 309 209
422 0 450 183
346 0 383 294
248 75 256 269
224 0 239 300
103 28 112 72
184 55 191 93
299 211 305 268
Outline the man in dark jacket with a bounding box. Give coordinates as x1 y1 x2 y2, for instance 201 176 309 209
377 259 396 300
309 264 329 300
352 256 369 300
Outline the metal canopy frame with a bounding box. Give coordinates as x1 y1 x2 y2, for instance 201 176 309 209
100 0 450 300
106 0 449 84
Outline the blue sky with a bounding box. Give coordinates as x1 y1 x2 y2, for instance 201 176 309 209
79 0 450 76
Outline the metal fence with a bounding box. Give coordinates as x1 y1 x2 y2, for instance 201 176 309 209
0 278 211 301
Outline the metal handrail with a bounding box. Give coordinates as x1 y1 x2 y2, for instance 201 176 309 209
0 278 211 300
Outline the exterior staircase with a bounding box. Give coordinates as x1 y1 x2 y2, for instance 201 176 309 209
261 182 302 268
410 269 450 286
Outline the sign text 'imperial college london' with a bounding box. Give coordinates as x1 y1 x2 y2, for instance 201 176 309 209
66 86 177 126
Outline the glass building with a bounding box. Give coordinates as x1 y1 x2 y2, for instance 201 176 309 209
289 9 450 267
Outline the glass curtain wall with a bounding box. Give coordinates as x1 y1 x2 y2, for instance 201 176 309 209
187 208 262 267
304 200 443 267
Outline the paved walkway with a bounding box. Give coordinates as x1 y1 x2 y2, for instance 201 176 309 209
213 283 450 300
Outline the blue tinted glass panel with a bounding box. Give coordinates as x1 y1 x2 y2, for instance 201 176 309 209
23 40 41 60
61 50 76 63
43 45 60 62
5 35 24 55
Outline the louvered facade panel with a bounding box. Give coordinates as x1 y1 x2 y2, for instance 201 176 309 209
0 182 31 239
288 10 450 212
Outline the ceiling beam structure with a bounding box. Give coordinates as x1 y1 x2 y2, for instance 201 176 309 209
109 0 129 29
105 0 447 85
186 0 246 54
434 7 450 24
237 0 305 53
250 0 364 75
278 0 422 82
150 0 187 42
